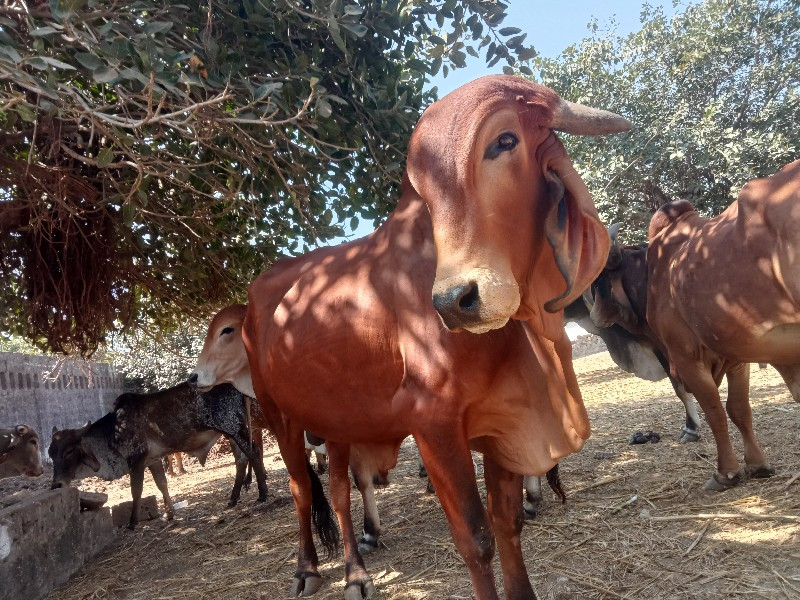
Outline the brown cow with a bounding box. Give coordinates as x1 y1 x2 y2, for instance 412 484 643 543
592 161 800 490
643 161 800 490
236 76 628 599
190 303 400 555
0 425 44 479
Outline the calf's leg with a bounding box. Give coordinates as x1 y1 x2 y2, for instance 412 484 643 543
229 428 268 504
670 377 701 443
127 456 149 530
327 442 375 599
485 456 537 600
148 461 174 520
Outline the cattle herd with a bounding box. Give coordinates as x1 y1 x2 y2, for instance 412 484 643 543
2 75 798 600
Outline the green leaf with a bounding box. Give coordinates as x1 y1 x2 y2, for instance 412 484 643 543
41 56 76 70
30 26 59 37
344 5 363 16
15 104 36 123
96 147 115 167
498 27 522 36
93 66 119 83
341 23 368 38
74 52 103 70
144 21 174 35
317 97 332 118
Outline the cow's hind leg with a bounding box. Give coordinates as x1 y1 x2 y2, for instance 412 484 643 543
328 442 375 599
485 456 537 600
522 476 542 520
726 364 775 479
674 360 742 491
148 461 174 520
415 429 500 600
351 465 380 555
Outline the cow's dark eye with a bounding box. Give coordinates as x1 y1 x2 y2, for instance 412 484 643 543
484 132 519 159
498 133 518 150
220 327 234 336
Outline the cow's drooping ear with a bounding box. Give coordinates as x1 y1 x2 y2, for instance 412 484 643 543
528 137 609 340
80 444 101 472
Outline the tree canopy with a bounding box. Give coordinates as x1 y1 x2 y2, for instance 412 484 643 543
0 0 534 356
535 0 800 242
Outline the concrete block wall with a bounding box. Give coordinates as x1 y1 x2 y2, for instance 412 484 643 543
0 353 125 461
0 487 115 600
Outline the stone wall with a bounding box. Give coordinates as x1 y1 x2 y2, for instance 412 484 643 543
0 353 124 460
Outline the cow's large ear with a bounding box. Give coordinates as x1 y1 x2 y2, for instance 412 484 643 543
528 141 609 340
80 444 101 472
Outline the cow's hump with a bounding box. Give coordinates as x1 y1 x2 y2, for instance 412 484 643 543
648 200 695 240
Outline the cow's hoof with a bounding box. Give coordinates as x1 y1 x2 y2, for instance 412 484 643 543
425 479 435 494
746 464 776 479
678 429 700 443
523 501 541 521
164 511 174 521
126 522 137 531
704 472 741 491
357 533 379 555
418 463 428 478
227 499 239 508
289 573 322 597
344 577 376 600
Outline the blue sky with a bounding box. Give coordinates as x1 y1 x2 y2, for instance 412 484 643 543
336 0 684 242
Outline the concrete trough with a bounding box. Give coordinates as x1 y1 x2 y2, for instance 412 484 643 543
0 487 115 600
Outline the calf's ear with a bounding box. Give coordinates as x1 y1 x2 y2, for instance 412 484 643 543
80 444 101 472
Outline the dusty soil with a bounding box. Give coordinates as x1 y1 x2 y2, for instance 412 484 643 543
9 340 799 599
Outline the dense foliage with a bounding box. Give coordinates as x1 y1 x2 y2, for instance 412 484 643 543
0 0 534 355
536 0 800 242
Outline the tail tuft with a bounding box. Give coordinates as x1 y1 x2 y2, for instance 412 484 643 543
546 464 566 504
308 460 339 558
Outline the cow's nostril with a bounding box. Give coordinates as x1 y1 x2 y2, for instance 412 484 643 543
457 282 480 313
51 481 63 489
187 373 198 385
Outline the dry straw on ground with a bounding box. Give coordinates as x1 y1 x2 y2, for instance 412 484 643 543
5 341 797 600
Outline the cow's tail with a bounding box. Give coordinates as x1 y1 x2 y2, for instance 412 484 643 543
546 463 567 504
243 462 253 491
308 460 339 558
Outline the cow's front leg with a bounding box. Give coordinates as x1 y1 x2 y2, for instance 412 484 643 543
127 455 148 530
148 461 174 520
675 360 741 491
414 429 499 600
669 377 701 443
485 456 538 600
725 363 775 479
327 442 375 599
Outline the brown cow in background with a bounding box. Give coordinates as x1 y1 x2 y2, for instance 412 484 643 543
233 76 628 600
590 161 800 492
0 425 44 479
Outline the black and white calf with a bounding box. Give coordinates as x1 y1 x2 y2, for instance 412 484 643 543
49 383 268 528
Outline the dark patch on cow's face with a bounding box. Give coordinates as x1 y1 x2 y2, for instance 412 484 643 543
49 429 100 488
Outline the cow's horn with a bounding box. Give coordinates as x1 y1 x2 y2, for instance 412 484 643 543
608 222 622 245
550 99 631 135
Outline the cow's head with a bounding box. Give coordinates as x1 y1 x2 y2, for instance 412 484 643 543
406 75 629 338
584 224 646 334
0 425 44 477
187 304 255 397
49 423 100 488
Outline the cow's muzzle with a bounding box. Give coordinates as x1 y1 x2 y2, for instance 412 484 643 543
432 282 482 330
187 372 199 385
431 269 520 334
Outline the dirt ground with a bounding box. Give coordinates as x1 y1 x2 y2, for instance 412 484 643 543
7 340 800 599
